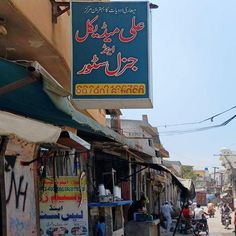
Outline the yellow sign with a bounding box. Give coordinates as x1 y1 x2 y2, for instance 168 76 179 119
75 83 146 95
39 175 88 236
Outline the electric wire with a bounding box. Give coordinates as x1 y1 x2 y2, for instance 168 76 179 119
159 114 236 136
157 105 236 128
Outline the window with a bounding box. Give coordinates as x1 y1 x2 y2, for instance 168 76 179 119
155 150 159 157
148 139 153 147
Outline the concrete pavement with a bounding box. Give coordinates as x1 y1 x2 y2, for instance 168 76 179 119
207 208 234 236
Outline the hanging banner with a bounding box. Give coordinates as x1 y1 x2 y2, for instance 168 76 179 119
39 175 88 236
72 1 153 108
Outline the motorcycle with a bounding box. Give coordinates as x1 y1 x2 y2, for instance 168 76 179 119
192 219 209 236
178 218 192 234
222 213 231 229
207 208 215 218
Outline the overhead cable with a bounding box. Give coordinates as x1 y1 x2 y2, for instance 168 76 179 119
158 105 236 128
159 114 236 136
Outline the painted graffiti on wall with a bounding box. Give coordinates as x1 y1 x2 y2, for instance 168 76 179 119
4 139 37 236
5 155 28 211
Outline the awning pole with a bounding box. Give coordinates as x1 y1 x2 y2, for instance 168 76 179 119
117 166 147 183
172 197 187 236
0 72 40 96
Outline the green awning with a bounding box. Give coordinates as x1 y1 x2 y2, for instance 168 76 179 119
0 58 137 148
0 58 90 134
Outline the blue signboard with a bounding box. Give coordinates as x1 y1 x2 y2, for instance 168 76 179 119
72 1 152 108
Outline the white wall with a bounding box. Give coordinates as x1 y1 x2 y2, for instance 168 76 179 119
4 138 37 236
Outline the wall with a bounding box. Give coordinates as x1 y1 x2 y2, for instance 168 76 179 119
4 0 107 125
9 0 71 69
4 137 38 236
81 109 106 126
111 119 156 157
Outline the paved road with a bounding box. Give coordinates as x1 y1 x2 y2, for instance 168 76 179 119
207 208 234 236
161 208 235 236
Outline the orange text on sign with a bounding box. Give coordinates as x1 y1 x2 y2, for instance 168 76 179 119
75 83 146 95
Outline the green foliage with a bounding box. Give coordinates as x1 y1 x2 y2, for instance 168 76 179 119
181 166 197 182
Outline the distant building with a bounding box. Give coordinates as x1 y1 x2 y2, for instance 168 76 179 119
220 148 236 209
162 160 183 177
209 171 224 192
107 114 169 161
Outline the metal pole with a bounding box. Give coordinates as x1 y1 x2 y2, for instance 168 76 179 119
212 167 219 192
172 198 186 236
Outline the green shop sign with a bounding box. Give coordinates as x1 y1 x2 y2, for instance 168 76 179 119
71 1 153 108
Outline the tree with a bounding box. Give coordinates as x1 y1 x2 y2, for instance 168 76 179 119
181 165 197 182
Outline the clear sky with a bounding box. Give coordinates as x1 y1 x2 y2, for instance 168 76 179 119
121 0 236 170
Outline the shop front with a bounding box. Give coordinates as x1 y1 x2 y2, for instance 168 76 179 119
38 146 89 236
0 58 140 236
87 150 132 236
0 110 62 236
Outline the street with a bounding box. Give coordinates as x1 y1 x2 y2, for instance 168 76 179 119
1 1 236 236
161 208 235 236
207 208 234 236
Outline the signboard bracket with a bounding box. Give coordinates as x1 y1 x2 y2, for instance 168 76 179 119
50 0 70 23
149 3 159 9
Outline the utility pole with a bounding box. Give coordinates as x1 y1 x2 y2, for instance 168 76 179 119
212 167 219 192
212 167 219 181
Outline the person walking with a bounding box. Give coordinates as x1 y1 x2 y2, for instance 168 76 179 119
161 201 173 232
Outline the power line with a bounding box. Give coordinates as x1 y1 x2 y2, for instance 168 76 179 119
157 105 236 128
159 114 236 136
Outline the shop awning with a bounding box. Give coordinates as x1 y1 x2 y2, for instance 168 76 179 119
0 58 138 150
177 177 195 199
57 130 91 150
133 161 195 198
0 110 61 143
0 110 93 152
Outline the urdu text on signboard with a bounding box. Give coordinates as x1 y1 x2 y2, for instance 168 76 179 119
72 1 153 108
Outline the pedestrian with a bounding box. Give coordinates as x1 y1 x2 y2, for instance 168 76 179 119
170 201 177 216
95 216 106 236
161 201 173 232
